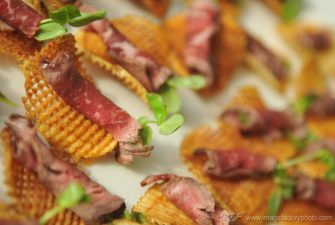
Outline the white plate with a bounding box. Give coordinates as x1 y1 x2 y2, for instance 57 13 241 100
0 0 334 210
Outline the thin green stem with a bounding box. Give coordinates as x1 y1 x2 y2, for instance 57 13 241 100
279 150 324 169
39 206 64 225
39 18 53 24
274 177 296 186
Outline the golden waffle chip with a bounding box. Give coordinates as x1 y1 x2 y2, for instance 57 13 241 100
225 86 266 110
76 31 148 102
293 56 326 98
180 122 335 225
0 31 41 62
134 0 169 18
163 14 189 76
2 128 85 225
0 202 25 220
112 16 170 68
297 161 328 180
163 14 186 62
20 35 117 160
167 51 189 76
133 184 196 225
212 6 246 94
319 50 335 78
219 0 242 18
76 30 111 61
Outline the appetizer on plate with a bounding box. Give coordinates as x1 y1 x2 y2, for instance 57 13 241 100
221 2 290 90
20 35 152 163
134 173 231 225
76 14 174 101
219 86 304 142
76 14 203 104
2 115 126 224
76 12 205 138
278 22 335 77
165 0 291 92
181 86 335 225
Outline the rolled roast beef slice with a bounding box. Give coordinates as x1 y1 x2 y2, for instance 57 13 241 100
40 51 153 164
0 0 44 37
184 0 219 86
6 115 126 224
296 176 335 210
141 174 230 225
221 107 295 136
87 19 172 92
195 149 277 178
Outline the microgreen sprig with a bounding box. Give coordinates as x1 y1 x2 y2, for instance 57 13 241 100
138 93 184 145
0 91 16 106
39 182 90 225
139 75 205 144
268 168 296 218
288 131 317 151
268 149 334 217
319 149 335 181
35 5 106 41
166 75 206 90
